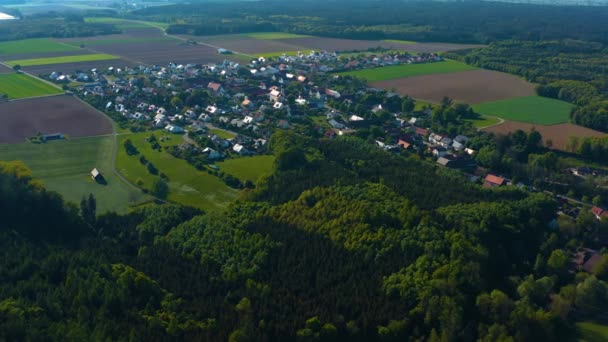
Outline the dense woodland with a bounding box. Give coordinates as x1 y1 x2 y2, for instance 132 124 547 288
127 0 608 44
2 132 608 341
445 40 608 132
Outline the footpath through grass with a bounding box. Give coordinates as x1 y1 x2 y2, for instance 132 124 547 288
0 136 150 213
464 115 502 129
0 73 62 99
0 38 78 56
577 322 608 342
6 53 119 67
473 95 574 125
116 132 238 211
216 155 275 183
337 60 477 81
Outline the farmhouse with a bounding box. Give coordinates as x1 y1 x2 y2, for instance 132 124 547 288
483 174 506 188
91 168 103 181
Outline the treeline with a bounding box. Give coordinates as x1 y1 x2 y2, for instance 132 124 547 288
132 0 608 44
445 40 608 132
1 133 608 340
566 136 608 162
0 17 119 41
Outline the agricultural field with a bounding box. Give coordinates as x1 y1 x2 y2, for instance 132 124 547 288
0 136 150 213
243 32 311 39
216 155 275 183
255 50 314 58
577 322 608 342
372 69 537 104
483 121 606 151
275 37 483 53
338 60 477 82
473 95 574 125
5 53 119 67
63 36 176 47
0 73 62 99
23 59 138 75
464 115 502 129
0 95 112 143
116 132 238 211
0 38 78 56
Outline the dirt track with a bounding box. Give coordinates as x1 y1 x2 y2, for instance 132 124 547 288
371 69 537 104
0 95 113 143
483 121 607 151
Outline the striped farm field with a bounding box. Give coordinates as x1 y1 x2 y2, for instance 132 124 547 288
337 60 477 82
0 38 78 56
5 53 119 67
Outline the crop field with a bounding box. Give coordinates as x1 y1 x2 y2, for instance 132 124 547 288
0 38 78 56
188 35 303 55
483 121 606 151
0 73 62 99
338 60 477 81
0 95 112 143
216 155 275 183
116 132 238 211
473 96 574 125
371 69 537 104
5 53 119 67
23 58 139 75
243 32 311 39
0 136 150 213
255 50 315 58
63 36 177 47
276 37 484 53
577 322 608 342
90 41 227 65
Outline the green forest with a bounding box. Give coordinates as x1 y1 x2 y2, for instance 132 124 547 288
2 132 608 341
445 40 608 132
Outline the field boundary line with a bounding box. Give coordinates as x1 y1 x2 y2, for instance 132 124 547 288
477 115 505 130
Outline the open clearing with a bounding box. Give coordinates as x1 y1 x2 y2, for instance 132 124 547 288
338 60 477 81
577 322 608 342
0 73 62 99
0 38 78 56
473 96 574 125
0 136 150 213
0 95 112 143
483 121 606 151
6 53 119 67
216 155 275 183
371 69 537 104
116 132 238 211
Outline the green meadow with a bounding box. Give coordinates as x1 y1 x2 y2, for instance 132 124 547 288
0 137 150 213
337 60 477 81
0 38 78 55
473 96 574 125
6 53 120 67
116 132 238 211
216 155 275 183
577 322 608 342
0 73 62 99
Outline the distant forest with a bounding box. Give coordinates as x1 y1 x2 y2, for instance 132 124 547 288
131 0 608 44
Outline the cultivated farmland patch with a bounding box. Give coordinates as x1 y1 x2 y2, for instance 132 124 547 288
473 96 574 125
23 59 139 75
90 41 228 65
371 69 537 104
338 60 477 82
483 121 606 151
0 73 63 99
0 95 113 143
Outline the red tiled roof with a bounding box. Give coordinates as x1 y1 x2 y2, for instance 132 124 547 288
398 139 411 149
592 206 605 217
208 82 221 91
485 174 505 186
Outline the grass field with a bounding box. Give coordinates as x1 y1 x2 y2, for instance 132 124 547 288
0 137 150 213
0 73 62 99
216 155 275 182
472 95 575 125
577 322 608 342
337 60 477 82
6 53 119 67
244 32 311 40
383 39 416 45
255 50 314 58
209 128 236 140
464 115 502 128
116 132 238 211
0 38 78 56
65 37 176 46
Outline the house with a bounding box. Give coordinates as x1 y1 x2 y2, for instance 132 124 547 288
165 124 184 133
273 102 284 109
414 127 428 137
397 139 411 149
202 147 222 160
295 97 307 105
205 105 218 114
269 89 281 102
91 168 103 182
484 174 506 188
432 147 448 158
591 206 608 221
452 140 465 151
233 143 249 155
325 89 341 98
207 82 223 93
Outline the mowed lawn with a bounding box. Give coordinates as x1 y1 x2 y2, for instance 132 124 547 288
216 155 275 183
577 322 608 342
473 96 574 125
337 60 477 81
209 128 236 139
116 132 238 211
6 53 119 67
0 38 78 56
0 73 62 99
0 137 150 213
244 32 311 40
